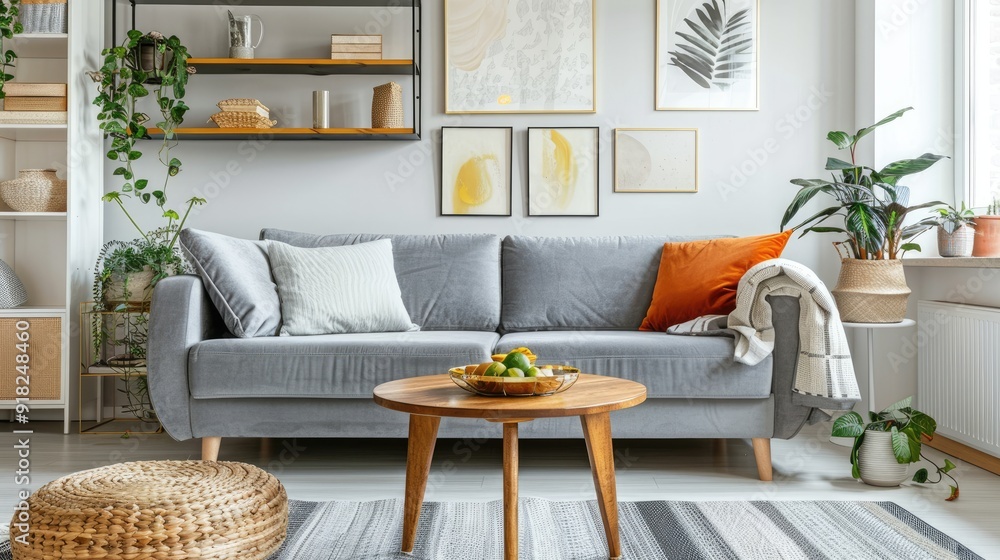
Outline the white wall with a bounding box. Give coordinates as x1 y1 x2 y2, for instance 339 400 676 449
104 0 856 283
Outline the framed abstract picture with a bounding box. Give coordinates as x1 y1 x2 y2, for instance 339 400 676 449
655 0 759 111
445 0 596 113
527 127 599 216
614 128 699 193
440 127 513 216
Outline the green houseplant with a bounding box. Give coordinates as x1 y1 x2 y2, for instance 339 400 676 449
832 397 959 501
0 0 21 99
934 203 976 258
780 107 946 322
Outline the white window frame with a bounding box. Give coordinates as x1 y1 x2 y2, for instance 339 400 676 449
958 0 998 209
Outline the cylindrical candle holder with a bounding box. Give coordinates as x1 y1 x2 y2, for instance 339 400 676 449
312 90 330 129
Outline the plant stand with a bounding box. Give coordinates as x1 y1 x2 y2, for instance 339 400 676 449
79 302 162 435
829 319 916 447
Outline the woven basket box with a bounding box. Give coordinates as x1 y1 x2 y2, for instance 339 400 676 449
4 83 67 97
0 317 61 400
20 0 67 34
4 96 67 111
0 110 67 124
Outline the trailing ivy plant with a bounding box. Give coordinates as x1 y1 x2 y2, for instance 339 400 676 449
0 0 22 99
832 397 959 501
89 29 204 249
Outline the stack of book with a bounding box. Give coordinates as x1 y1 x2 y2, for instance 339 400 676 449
330 35 382 60
0 83 68 124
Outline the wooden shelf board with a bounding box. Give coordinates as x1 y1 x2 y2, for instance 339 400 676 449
147 127 418 140
0 123 67 142
0 305 68 316
0 211 67 221
133 0 418 6
189 57 417 76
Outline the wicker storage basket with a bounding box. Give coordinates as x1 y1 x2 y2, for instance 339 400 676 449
19 0 67 34
0 317 61 400
210 111 276 129
831 259 910 323
0 169 67 212
10 461 288 560
217 98 270 113
372 81 404 128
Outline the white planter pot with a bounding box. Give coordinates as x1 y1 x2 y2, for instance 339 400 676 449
858 430 909 487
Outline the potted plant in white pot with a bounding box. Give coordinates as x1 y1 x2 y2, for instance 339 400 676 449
972 197 1000 257
780 108 946 323
934 203 976 258
831 397 959 500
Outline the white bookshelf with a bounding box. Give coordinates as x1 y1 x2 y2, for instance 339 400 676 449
0 1 103 433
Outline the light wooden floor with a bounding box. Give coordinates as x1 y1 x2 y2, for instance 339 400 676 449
2 421 998 557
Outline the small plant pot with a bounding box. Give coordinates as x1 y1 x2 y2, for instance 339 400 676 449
103 266 155 305
972 216 1000 257
858 430 909 487
938 224 976 257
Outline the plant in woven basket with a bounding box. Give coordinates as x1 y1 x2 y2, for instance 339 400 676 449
0 0 22 99
831 397 959 501
933 203 976 234
780 107 947 260
89 29 205 250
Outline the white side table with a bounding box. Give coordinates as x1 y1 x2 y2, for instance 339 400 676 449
829 319 916 447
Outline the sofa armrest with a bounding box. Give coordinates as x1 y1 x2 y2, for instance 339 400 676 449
767 294 813 439
147 275 226 441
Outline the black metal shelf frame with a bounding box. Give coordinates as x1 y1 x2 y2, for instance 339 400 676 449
110 0 422 140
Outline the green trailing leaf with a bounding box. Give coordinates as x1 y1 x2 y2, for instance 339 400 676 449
907 410 937 437
947 486 959 501
667 0 754 90
942 459 957 474
890 426 912 463
912 468 929 483
832 412 866 438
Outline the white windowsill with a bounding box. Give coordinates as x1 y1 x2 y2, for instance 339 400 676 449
902 257 1000 268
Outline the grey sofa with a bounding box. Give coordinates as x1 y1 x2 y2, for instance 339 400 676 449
148 232 818 480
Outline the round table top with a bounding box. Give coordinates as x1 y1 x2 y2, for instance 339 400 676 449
373 374 647 420
842 318 916 329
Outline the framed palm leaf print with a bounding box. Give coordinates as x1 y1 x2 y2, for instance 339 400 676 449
656 0 760 111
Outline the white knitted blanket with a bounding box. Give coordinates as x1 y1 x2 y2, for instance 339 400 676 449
668 259 860 409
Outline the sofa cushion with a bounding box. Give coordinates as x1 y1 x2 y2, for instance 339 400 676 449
179 228 281 338
496 331 772 399
189 331 499 398
501 235 724 332
269 239 417 336
260 230 501 332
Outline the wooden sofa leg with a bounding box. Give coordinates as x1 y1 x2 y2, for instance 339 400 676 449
751 438 772 481
202 437 222 462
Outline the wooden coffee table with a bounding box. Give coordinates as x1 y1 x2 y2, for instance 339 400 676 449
373 373 646 560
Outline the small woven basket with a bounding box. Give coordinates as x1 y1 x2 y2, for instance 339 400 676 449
10 460 288 560
19 0 67 34
372 81 404 128
210 111 276 129
831 259 910 323
218 98 270 113
0 169 67 212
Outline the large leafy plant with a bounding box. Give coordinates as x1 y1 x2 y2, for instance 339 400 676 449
832 397 959 501
780 108 947 259
666 0 753 90
90 29 204 250
0 0 21 98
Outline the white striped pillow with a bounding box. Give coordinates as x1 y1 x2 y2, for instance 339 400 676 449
269 239 418 336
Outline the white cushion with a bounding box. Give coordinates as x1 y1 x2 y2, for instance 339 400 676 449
269 239 417 336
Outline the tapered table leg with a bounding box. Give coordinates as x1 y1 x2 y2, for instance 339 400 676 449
401 414 440 553
581 412 621 559
503 422 519 560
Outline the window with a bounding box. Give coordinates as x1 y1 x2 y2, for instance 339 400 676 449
966 0 1000 208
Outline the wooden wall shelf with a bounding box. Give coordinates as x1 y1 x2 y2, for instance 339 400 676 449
187 58 418 76
147 127 418 140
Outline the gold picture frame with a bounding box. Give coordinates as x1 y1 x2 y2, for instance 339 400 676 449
614 128 699 193
444 0 597 115
655 0 760 111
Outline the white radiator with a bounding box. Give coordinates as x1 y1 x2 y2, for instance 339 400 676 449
918 301 1000 457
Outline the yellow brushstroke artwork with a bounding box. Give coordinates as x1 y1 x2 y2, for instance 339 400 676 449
540 129 578 209
453 154 502 214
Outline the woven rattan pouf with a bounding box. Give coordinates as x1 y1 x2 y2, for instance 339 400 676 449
10 461 288 560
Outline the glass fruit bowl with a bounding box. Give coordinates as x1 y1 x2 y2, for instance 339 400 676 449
449 365 580 397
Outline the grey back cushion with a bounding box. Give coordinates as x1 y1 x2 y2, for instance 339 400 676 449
501 235 726 332
180 228 281 338
260 230 502 331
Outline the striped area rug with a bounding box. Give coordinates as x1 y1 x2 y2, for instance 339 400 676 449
2 499 982 559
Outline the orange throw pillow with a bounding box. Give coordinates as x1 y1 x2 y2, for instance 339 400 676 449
639 231 793 332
